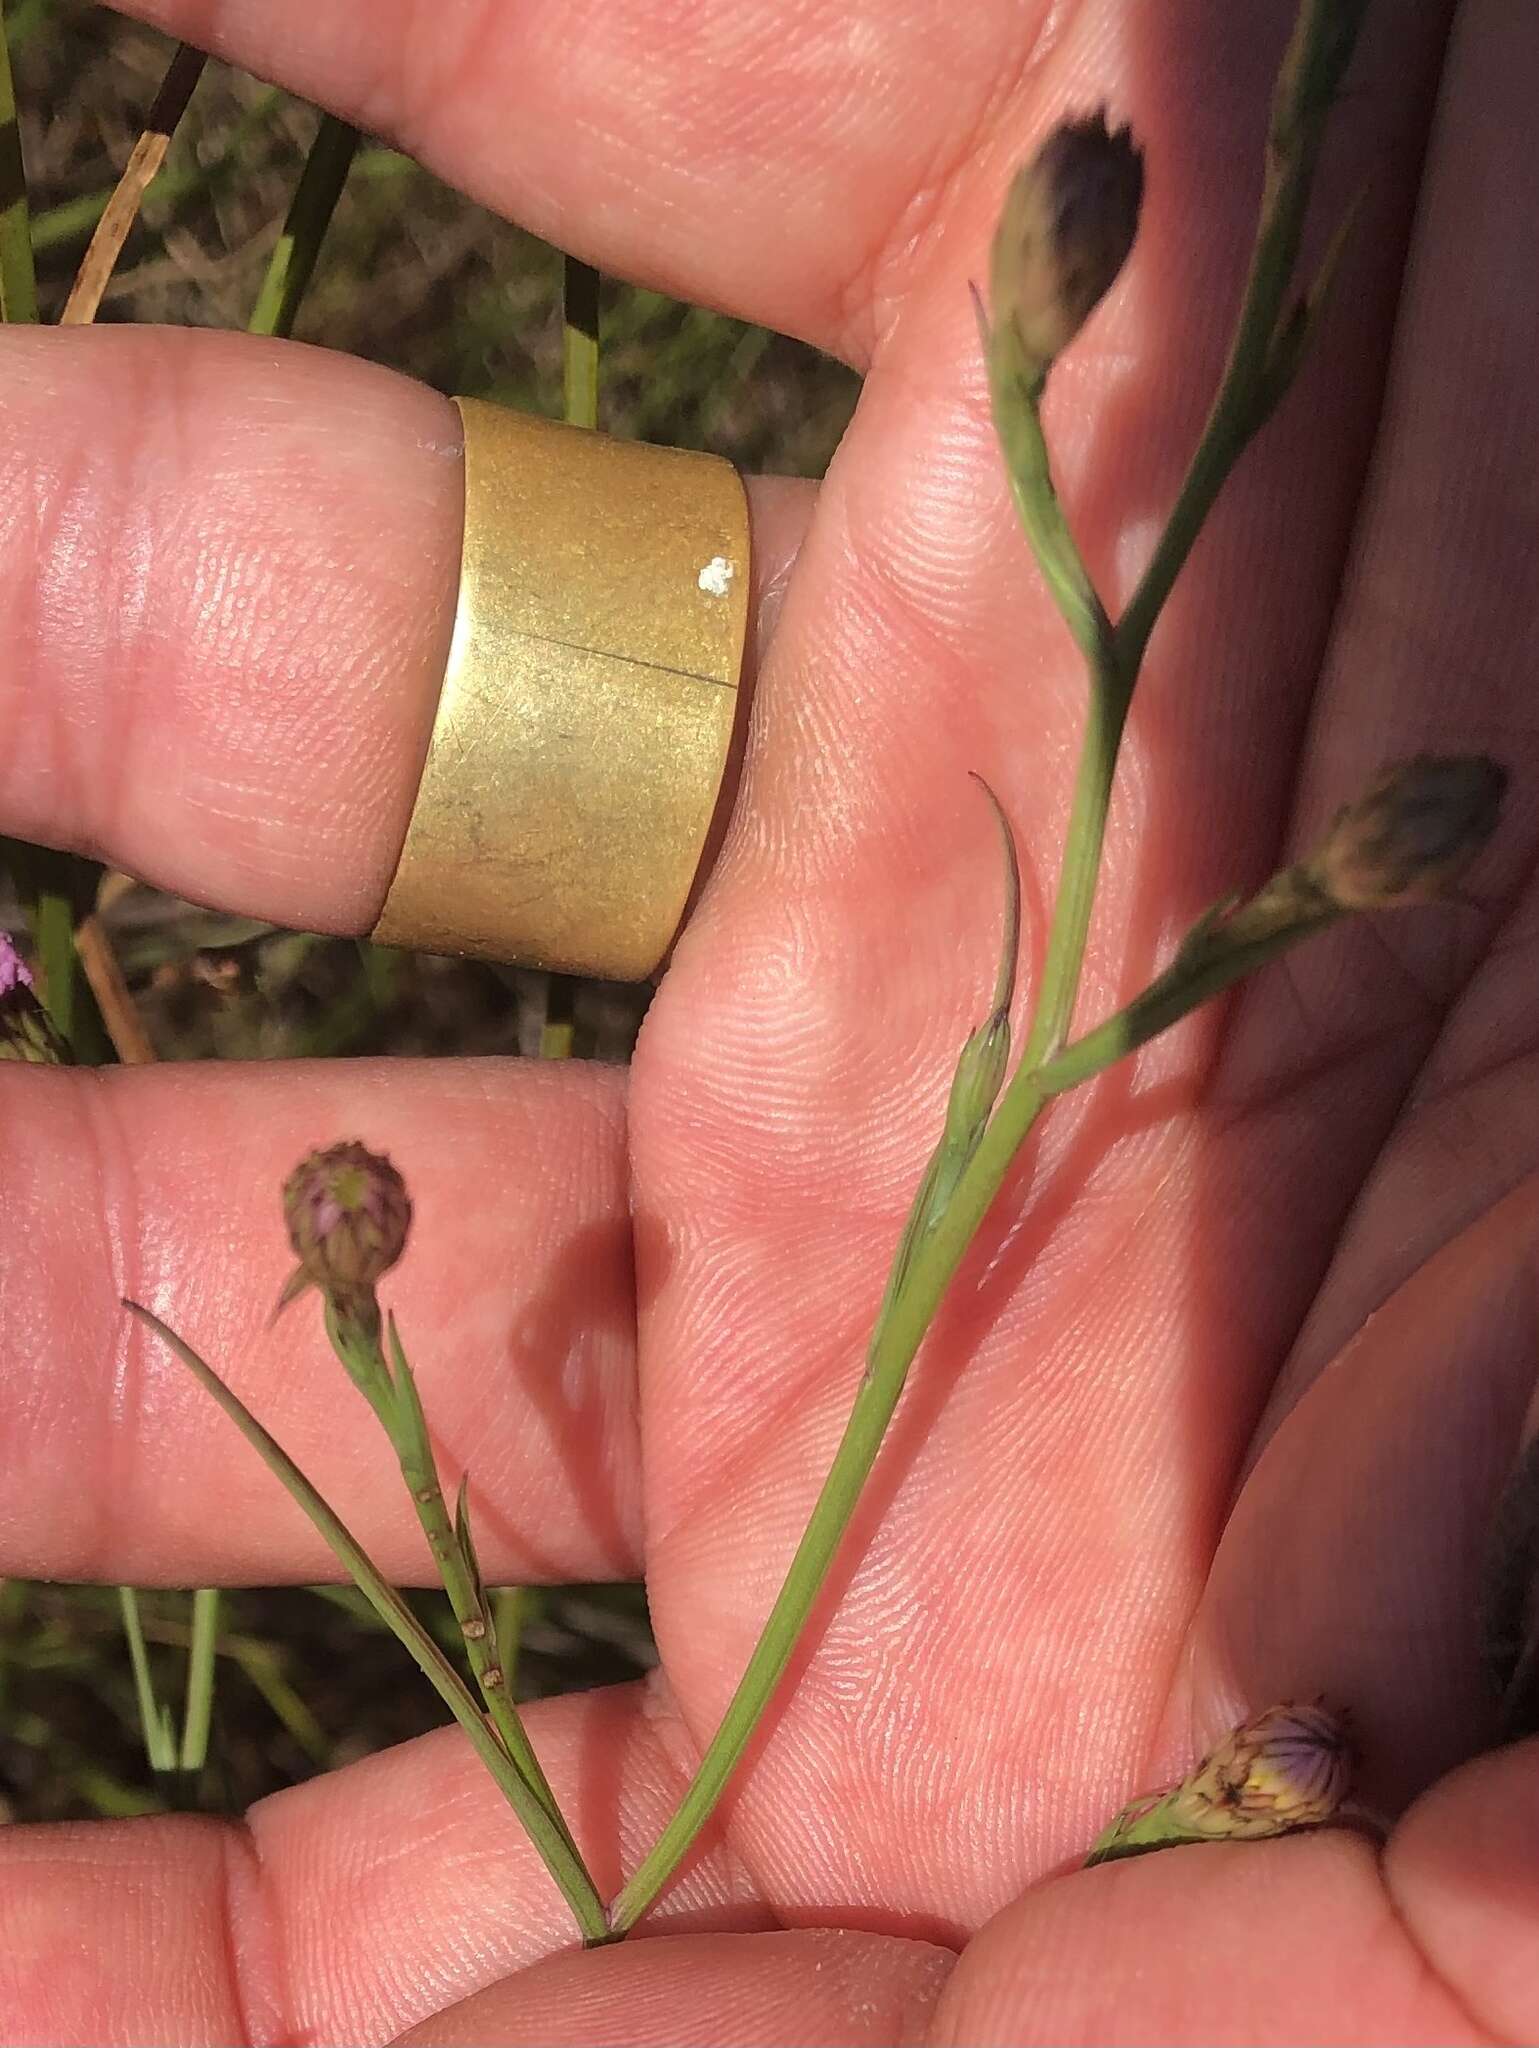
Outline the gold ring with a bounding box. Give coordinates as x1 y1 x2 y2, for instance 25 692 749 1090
372 397 750 980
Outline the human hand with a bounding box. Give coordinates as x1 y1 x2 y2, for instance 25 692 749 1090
4 2 1538 2041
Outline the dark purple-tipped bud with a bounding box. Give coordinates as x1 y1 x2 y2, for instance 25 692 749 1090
990 109 1144 375
279 1141 411 1314
1310 754 1507 911
1169 1699 1354 1839
0 933 71 1065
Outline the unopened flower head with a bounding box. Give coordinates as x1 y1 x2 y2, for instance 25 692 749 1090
279 1140 412 1313
1310 754 1507 912
990 109 1144 377
1170 1699 1353 1840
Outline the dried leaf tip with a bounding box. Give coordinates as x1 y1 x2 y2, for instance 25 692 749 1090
1309 754 1507 912
989 109 1144 378
278 1140 412 1317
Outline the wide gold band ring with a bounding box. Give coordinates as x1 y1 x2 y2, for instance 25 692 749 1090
372 397 750 980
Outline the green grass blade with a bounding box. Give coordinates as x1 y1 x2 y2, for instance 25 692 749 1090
177 1586 221 1773
0 7 37 323
117 1587 177 1774
248 113 358 339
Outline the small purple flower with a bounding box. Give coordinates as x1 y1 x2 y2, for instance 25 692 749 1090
0 933 69 1065
0 932 34 998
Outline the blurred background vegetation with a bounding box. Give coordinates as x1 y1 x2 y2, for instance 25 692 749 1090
0 0 859 1824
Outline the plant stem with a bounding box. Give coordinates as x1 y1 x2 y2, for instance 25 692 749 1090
1016 647 1131 1067
247 113 358 340
0 4 38 323
1117 0 1368 671
611 0 1370 1933
32 886 78 1041
177 1586 220 1774
126 1302 609 1944
381 1324 579 1856
117 1587 176 1776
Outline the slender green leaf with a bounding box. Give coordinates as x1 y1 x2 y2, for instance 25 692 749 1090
125 1300 608 1942
248 113 358 339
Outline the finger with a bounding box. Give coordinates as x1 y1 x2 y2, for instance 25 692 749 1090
0 324 809 936
0 1684 770 2048
99 0 1058 363
398 1930 953 2048
0 1056 640 1586
1166 1174 1539 1818
1387 1738 1539 2047
928 1834 1486 2046
1218 0 1539 1439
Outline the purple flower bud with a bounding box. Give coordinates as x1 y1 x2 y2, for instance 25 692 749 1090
278 1141 412 1315
1310 755 1506 911
990 110 1144 376
1170 1699 1353 1839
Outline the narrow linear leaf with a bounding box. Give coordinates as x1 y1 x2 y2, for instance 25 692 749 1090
123 1299 607 1940
454 1471 489 1620
881 774 1024 1315
247 113 358 340
1257 185 1366 424
970 771 1022 1024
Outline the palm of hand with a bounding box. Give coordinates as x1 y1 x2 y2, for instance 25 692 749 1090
6 1 1538 2042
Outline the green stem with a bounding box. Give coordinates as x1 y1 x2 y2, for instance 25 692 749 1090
381 1322 582 1863
118 1587 176 1776
1117 0 1368 671
177 1586 221 1774
247 113 358 339
613 876 1323 1928
612 0 1368 1933
127 1301 609 1945
32 887 78 1041
986 329 1112 670
1016 650 1130 1067
0 5 37 324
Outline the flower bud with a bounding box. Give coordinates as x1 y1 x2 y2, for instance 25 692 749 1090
279 1141 411 1314
1308 754 1506 912
1168 1699 1353 1840
0 932 71 1065
1086 1698 1353 1864
990 110 1144 376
